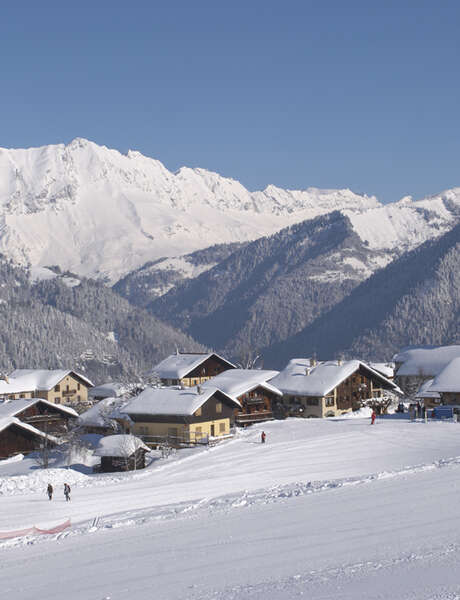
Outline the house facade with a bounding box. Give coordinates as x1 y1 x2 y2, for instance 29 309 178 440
270 358 400 418
0 418 59 459
393 346 460 396
201 369 282 426
152 353 236 387
0 370 93 410
0 398 78 435
123 386 239 445
426 357 460 408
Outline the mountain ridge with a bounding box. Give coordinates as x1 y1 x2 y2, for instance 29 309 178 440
2 138 459 283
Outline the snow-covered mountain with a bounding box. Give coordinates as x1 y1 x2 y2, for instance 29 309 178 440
0 138 377 282
0 138 459 283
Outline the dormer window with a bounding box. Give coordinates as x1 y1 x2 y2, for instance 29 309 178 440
54 384 60 392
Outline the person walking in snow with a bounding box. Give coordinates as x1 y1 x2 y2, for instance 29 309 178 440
63 483 71 502
261 431 266 444
47 483 53 501
371 411 376 425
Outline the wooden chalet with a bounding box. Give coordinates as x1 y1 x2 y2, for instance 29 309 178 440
122 386 240 446
0 418 59 459
271 358 401 418
426 357 460 408
152 352 236 387
0 398 78 435
94 434 150 472
201 369 282 427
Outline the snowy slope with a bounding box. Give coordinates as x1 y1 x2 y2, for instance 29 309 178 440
2 417 460 598
1 139 458 283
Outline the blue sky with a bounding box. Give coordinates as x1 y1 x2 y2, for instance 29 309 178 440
1 0 459 203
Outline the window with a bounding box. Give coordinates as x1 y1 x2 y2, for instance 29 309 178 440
195 426 202 439
325 398 335 407
77 383 81 391
77 395 80 402
66 385 69 392
54 384 60 392
216 402 222 414
55 397 61 404
19 394 25 399
219 422 226 433
195 407 202 416
307 398 319 406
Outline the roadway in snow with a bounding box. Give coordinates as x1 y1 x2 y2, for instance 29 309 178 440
1 416 460 599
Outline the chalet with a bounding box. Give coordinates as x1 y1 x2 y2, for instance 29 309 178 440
415 379 440 409
152 352 236 387
0 398 78 435
89 382 128 402
369 363 395 380
94 434 150 472
270 358 401 418
427 358 460 407
393 346 460 396
0 417 60 459
123 386 240 444
201 369 282 426
78 397 127 435
0 370 93 409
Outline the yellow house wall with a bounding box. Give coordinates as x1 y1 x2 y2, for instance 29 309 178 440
36 374 90 408
133 418 231 440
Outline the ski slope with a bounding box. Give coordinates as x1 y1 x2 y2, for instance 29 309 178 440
2 416 460 599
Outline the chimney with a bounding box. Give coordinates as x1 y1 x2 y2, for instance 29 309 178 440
305 367 311 376
310 356 317 367
0 374 9 384
337 357 343 366
197 385 202 395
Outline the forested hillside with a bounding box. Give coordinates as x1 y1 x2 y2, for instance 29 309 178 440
148 212 389 360
0 260 205 382
263 223 460 366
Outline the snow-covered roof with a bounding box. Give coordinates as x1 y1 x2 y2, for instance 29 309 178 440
415 379 440 399
124 385 240 417
270 359 400 397
0 416 60 444
1 369 93 394
201 369 282 400
429 358 460 393
368 362 395 378
78 397 127 428
152 353 236 379
0 398 78 419
393 346 460 377
89 382 128 399
94 434 149 457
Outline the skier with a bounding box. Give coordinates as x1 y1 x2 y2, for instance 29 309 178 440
63 483 71 502
371 411 376 425
47 483 53 501
261 431 266 444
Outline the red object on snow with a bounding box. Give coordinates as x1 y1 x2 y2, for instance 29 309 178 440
0 518 71 540
371 411 376 425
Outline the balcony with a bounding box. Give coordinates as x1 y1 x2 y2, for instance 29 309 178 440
235 412 274 425
62 389 77 396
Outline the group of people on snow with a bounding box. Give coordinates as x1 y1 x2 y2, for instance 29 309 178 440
47 483 71 501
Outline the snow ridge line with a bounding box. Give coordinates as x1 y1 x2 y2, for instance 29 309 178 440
2 453 460 550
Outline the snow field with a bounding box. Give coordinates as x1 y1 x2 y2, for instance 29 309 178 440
2 417 460 599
